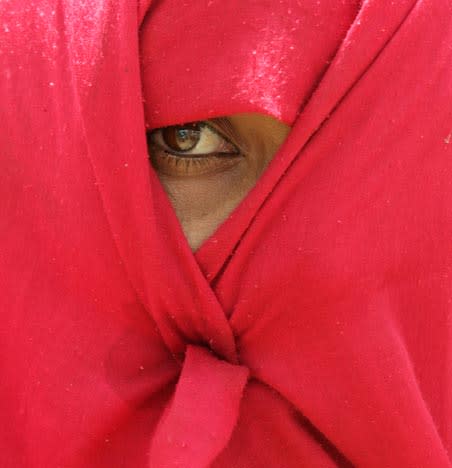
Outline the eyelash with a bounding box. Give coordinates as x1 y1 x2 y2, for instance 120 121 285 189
157 151 222 168
147 121 242 176
159 122 238 157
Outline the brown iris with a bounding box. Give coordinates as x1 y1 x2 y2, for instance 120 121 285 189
161 123 201 152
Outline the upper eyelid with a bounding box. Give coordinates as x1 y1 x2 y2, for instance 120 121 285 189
149 121 240 156
203 122 242 154
205 119 247 154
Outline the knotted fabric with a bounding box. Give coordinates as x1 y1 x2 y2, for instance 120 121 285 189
1 1 452 467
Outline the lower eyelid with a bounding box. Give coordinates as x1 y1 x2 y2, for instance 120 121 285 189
148 135 240 158
149 147 242 176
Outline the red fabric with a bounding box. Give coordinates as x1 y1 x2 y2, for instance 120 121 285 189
1 1 452 467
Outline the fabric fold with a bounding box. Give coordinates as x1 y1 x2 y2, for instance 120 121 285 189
1 0 452 466
149 345 249 468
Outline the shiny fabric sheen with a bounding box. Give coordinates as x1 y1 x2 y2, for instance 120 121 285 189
1 1 452 467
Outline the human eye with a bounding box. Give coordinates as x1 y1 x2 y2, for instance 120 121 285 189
147 121 241 177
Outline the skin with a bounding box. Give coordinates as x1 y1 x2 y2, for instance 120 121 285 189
148 113 290 250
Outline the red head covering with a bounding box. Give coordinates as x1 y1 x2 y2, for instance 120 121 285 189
1 1 452 467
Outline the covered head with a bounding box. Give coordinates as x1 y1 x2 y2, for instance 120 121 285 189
140 0 359 127
1 1 452 467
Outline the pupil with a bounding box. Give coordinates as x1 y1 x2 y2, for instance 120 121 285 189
162 123 201 152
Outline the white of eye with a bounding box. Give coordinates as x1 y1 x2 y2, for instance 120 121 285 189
184 125 222 154
150 123 237 156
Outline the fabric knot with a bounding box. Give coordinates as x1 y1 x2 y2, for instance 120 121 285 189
149 345 249 467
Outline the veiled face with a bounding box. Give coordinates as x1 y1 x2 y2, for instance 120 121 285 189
141 1 358 250
147 113 290 250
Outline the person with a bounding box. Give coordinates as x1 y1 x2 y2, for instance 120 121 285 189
147 114 290 250
1 1 451 467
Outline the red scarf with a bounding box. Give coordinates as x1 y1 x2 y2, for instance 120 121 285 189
1 1 452 466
